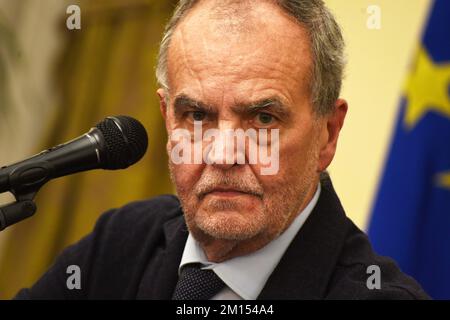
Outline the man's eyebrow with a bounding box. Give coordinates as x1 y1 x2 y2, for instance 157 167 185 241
172 94 291 119
173 95 215 116
231 97 292 118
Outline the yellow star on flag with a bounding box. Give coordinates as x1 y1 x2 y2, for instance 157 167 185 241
403 47 450 129
436 171 450 190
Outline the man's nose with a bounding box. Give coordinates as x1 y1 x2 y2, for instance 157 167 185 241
204 121 243 170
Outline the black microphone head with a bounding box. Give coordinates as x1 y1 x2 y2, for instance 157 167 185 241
95 116 148 169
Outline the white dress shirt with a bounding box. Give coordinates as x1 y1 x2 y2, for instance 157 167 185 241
178 183 321 300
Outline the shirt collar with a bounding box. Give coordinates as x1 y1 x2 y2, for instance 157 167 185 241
179 183 321 300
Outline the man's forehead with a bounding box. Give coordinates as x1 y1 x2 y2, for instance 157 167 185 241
167 0 312 102
171 0 310 57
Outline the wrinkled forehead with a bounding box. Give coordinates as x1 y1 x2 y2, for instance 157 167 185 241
167 0 313 102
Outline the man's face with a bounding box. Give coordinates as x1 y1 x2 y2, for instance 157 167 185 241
159 1 334 261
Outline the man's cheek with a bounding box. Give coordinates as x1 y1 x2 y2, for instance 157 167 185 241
282 138 311 168
172 164 203 191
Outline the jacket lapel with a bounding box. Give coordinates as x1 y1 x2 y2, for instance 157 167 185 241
136 206 188 299
258 177 350 299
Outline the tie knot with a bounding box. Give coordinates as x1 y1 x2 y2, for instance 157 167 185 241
172 263 225 300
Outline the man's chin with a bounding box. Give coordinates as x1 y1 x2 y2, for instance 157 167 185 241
193 209 265 241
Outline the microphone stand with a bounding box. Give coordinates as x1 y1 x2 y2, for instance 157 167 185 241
0 161 52 231
0 180 42 231
0 199 37 231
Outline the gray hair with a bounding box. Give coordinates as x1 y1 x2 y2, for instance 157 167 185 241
155 0 345 115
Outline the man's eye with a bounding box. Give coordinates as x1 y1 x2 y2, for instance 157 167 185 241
186 111 207 122
254 112 276 126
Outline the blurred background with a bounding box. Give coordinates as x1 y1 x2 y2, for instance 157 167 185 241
1 0 448 299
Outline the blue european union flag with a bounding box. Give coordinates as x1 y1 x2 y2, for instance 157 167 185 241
368 0 450 299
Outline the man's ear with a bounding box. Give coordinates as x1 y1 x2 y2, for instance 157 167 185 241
317 98 348 172
157 88 168 120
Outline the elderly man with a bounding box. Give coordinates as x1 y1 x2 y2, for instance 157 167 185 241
16 0 428 299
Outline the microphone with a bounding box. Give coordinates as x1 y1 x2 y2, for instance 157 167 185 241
0 115 148 197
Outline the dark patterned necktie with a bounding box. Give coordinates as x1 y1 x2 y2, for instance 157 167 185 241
172 263 225 300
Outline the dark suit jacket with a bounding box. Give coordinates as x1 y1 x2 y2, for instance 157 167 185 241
15 177 430 299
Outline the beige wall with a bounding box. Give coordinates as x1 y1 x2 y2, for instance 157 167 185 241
325 0 431 229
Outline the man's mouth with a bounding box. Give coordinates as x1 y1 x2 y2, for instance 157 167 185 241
199 187 263 199
207 188 250 198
